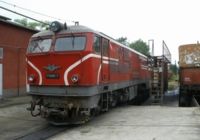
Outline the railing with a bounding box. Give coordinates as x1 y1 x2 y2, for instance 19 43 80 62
162 41 171 63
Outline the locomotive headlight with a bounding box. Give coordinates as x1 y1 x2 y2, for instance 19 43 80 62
71 74 79 83
28 75 35 83
50 21 65 32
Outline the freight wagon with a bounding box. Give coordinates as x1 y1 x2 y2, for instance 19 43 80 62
179 43 200 106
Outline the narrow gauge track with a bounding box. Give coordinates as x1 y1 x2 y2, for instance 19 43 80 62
14 125 69 140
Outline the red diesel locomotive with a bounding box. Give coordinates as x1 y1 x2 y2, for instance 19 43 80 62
27 21 151 124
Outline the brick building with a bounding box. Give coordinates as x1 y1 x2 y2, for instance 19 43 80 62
0 16 37 97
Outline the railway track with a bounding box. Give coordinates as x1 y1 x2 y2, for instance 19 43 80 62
14 125 69 140
192 95 200 107
11 89 180 140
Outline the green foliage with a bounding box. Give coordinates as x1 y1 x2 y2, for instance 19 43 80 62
116 37 150 56
27 22 39 29
168 61 179 90
129 39 150 56
14 18 49 30
14 18 28 27
170 62 178 75
116 37 129 46
168 73 178 90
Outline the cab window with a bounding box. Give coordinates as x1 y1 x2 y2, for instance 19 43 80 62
102 38 109 56
55 36 86 51
93 36 101 54
27 39 52 53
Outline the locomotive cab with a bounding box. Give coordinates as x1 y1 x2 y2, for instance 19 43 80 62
27 23 95 87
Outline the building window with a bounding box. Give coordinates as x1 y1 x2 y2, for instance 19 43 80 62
0 48 3 59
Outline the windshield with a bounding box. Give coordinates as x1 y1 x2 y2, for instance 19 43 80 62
55 36 86 51
27 38 52 53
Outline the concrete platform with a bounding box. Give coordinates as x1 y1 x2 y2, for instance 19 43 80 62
0 95 31 108
50 105 200 140
0 94 200 140
0 96 47 140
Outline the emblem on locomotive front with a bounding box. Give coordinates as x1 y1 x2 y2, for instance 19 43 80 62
43 64 60 72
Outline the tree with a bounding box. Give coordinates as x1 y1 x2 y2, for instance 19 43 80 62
14 18 28 27
116 37 129 46
129 39 150 56
14 18 49 30
170 61 178 75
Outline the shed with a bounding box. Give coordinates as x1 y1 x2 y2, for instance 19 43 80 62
0 16 38 97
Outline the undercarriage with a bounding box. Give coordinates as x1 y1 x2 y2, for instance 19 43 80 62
27 84 149 125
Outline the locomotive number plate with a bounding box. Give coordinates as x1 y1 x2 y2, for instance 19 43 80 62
46 73 59 79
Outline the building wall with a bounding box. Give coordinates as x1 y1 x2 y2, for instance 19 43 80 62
0 21 37 97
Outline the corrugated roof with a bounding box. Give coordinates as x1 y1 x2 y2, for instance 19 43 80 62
0 15 11 21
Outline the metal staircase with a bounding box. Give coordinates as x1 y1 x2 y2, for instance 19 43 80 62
148 40 171 105
150 56 164 104
101 93 109 111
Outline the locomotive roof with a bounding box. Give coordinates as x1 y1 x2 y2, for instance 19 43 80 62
32 25 147 58
32 25 95 37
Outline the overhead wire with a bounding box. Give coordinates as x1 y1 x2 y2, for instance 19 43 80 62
0 6 49 25
0 0 76 23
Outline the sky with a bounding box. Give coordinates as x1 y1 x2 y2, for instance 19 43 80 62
1 0 200 64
